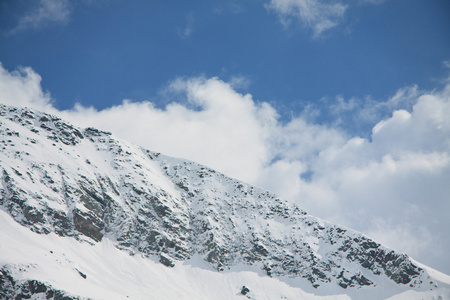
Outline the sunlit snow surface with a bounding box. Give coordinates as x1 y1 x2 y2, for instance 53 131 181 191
1 209 449 300
0 209 337 299
1 104 450 299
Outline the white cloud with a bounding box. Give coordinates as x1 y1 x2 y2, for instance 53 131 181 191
265 0 389 38
302 85 421 137
8 0 71 35
1 62 450 274
265 0 347 38
292 90 450 270
372 93 450 154
0 63 53 109
61 77 278 184
228 76 252 90
367 218 434 258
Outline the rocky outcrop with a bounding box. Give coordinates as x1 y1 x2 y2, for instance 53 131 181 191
0 104 434 291
0 268 79 300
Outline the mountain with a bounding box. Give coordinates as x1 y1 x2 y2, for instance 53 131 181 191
1 103 449 300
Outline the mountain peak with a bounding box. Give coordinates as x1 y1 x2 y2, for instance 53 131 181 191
1 104 448 299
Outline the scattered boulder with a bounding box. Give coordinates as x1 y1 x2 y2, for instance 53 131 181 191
240 286 250 295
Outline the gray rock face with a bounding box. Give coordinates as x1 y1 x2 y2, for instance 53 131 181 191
0 104 434 290
0 268 78 300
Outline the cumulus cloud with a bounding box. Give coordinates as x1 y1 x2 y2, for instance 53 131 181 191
1 62 450 274
290 90 450 272
0 63 53 109
62 77 278 184
7 0 71 35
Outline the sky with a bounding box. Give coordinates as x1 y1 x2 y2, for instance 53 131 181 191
0 0 450 275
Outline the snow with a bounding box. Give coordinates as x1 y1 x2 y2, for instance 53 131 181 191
1 104 450 299
386 289 450 300
0 209 350 300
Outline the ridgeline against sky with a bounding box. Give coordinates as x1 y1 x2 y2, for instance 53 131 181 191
0 0 449 276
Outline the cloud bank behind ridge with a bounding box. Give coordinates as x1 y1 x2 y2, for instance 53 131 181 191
1 63 449 275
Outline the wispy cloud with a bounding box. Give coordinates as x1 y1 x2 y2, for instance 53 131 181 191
213 1 245 15
1 63 450 274
265 0 347 38
360 0 388 4
303 85 421 136
7 0 71 35
177 13 195 40
265 0 388 38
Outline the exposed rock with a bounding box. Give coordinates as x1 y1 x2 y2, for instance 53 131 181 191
0 104 435 292
159 253 175 267
72 209 104 242
0 268 79 300
240 286 250 295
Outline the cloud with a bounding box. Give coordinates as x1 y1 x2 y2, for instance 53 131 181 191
265 0 347 38
1 62 450 274
289 89 450 270
367 219 434 259
302 85 421 137
265 0 389 38
7 0 71 35
213 2 245 15
63 77 278 184
177 13 195 40
359 0 388 4
0 63 53 109
228 76 252 90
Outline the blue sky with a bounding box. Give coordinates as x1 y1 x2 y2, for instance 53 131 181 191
1 0 450 275
1 1 449 126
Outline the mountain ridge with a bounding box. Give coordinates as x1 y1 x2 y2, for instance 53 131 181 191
1 104 449 299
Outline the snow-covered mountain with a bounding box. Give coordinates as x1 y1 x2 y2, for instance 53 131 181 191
1 104 449 299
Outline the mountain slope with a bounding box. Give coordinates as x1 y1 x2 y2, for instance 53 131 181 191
1 104 449 299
